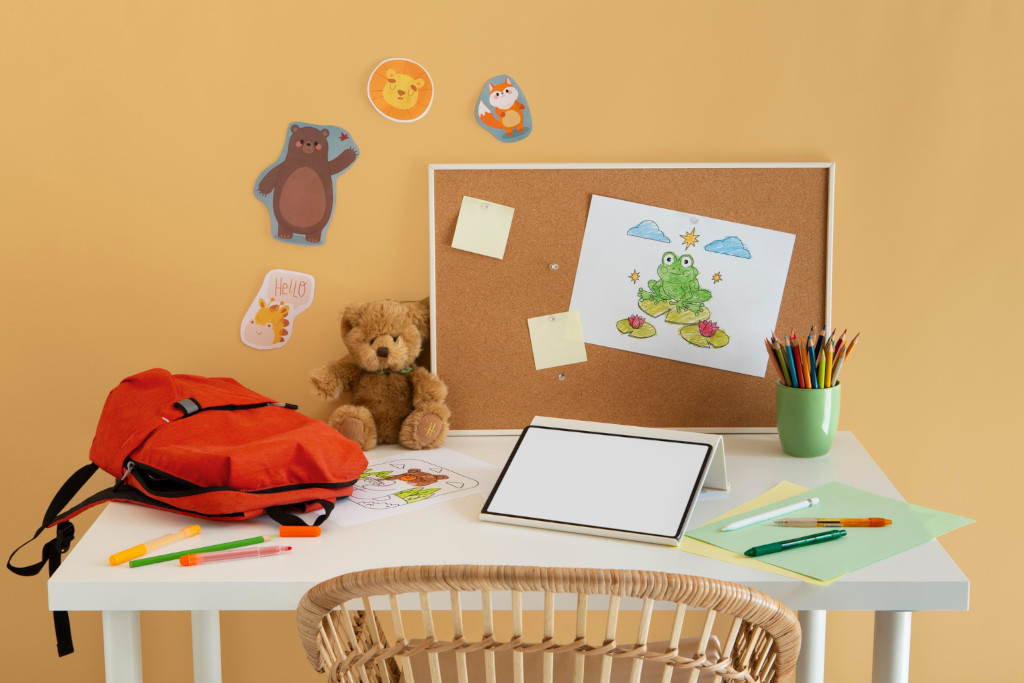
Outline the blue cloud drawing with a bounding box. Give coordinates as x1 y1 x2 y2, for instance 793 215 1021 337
626 219 670 243
705 236 751 259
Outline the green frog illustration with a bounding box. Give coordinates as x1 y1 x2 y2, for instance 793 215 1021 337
638 251 712 314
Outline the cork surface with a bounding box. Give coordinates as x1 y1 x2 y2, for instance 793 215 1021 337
431 166 831 430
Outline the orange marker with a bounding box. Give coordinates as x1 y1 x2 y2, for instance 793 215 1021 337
279 526 322 537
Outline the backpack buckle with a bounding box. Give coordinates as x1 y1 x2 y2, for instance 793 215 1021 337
173 398 202 416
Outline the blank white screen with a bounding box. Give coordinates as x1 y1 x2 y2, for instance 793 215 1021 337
485 427 710 537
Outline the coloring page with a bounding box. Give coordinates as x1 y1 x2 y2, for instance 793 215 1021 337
328 448 499 527
569 195 795 377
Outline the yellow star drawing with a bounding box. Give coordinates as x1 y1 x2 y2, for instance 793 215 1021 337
629 269 641 283
681 228 699 250
712 272 723 284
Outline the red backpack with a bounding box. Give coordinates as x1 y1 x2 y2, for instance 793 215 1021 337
8 368 367 654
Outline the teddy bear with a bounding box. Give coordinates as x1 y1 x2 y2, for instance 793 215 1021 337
310 298 450 450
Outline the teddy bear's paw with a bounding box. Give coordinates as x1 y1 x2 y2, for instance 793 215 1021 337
310 368 341 399
400 408 449 450
329 405 378 450
338 417 365 446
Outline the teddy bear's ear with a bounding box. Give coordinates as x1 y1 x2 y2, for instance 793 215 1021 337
339 303 364 337
404 298 430 340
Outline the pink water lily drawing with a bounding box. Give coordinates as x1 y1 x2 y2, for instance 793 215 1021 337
698 320 719 337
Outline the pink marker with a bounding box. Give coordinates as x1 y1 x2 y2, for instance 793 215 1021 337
179 545 292 566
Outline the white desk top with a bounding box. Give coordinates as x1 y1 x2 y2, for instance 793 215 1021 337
48 432 969 613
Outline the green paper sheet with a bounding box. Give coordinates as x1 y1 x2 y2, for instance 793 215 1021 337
685 481 973 581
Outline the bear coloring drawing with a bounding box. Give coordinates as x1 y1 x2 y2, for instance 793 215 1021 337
255 122 359 245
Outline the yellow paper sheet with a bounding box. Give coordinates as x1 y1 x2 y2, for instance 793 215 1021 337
451 196 515 259
526 311 588 370
680 481 837 586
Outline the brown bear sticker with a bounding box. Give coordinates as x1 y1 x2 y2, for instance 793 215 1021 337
255 122 359 245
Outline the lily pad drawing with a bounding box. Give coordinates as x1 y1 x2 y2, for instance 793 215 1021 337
616 314 657 338
638 298 711 324
679 320 730 348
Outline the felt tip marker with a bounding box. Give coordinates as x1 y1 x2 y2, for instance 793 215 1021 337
129 535 274 567
775 518 892 528
180 545 292 566
744 529 847 557
109 525 201 565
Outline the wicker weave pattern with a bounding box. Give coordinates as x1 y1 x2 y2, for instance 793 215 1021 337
297 565 801 683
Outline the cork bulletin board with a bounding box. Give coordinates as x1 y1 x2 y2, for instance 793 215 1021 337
429 163 834 432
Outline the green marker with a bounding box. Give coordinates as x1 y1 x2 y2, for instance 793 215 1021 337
129 535 274 567
744 529 846 557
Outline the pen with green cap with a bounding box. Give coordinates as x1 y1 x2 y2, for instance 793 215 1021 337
744 529 846 557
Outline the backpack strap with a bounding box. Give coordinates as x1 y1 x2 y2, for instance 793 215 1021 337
265 499 335 527
7 462 109 656
173 398 298 417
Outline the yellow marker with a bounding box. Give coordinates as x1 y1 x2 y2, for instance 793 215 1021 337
109 525 201 566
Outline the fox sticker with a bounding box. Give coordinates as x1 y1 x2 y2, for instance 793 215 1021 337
476 75 532 142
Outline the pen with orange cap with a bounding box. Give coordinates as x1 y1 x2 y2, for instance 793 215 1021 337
775 518 892 528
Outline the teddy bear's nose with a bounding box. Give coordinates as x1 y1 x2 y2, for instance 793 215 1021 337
376 347 390 358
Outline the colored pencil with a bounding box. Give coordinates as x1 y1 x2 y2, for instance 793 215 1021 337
784 338 799 387
831 344 849 386
844 332 860 360
825 340 834 388
791 337 805 387
808 338 819 389
774 340 791 386
801 342 812 389
835 329 848 356
766 338 787 385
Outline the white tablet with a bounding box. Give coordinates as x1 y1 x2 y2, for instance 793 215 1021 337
480 424 714 545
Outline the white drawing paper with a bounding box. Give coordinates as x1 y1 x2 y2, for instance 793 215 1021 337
569 195 795 377
328 448 499 527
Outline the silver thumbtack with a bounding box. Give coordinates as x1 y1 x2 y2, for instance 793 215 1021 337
549 263 559 270
558 373 566 381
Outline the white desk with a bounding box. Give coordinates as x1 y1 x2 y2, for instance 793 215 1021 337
48 432 968 683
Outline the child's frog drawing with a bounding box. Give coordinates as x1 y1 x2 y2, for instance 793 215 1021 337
638 252 711 314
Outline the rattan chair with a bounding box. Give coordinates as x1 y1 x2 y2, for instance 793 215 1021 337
297 565 800 683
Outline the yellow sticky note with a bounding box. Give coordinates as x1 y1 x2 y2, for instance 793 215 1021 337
680 481 838 586
451 196 514 259
527 312 588 371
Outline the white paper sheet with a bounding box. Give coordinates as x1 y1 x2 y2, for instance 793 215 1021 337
569 195 795 377
327 448 499 527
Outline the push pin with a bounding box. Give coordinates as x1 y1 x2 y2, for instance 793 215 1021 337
558 373 566 381
549 263 559 271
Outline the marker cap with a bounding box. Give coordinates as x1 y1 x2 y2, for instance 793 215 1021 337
279 526 321 537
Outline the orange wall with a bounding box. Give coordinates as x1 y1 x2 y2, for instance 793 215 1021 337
1 2 1019 680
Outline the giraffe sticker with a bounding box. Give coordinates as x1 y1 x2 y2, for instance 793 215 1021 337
240 269 315 350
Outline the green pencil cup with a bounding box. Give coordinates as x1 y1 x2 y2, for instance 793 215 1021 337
775 381 841 457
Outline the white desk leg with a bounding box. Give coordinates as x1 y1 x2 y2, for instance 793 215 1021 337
872 611 912 683
191 610 223 683
796 610 826 683
102 610 143 683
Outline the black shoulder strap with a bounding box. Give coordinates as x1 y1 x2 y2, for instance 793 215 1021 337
7 462 107 656
265 499 335 527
